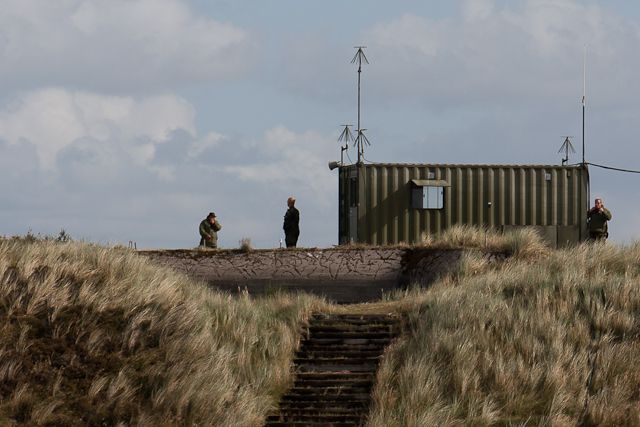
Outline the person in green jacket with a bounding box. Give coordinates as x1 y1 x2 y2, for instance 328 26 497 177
587 198 612 241
199 212 222 248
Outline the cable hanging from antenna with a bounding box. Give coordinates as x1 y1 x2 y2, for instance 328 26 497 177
587 162 640 174
360 153 378 164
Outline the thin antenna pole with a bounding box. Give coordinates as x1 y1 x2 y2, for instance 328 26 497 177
582 45 586 165
356 51 362 164
351 47 369 164
357 62 361 145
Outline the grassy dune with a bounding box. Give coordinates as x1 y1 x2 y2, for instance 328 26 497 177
2 228 640 426
0 240 325 426
369 229 640 426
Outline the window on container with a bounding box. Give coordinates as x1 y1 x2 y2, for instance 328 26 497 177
411 179 449 209
412 186 444 209
427 186 444 209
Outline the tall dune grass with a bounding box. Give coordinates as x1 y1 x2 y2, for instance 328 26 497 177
421 224 550 258
3 229 640 426
0 240 325 426
368 240 640 426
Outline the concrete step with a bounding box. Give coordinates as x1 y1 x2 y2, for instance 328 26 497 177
299 343 387 352
266 420 358 427
268 312 400 426
284 388 372 396
307 323 395 330
265 423 357 427
304 331 394 340
283 393 371 402
266 413 363 423
296 350 385 359
271 411 365 422
289 382 372 391
287 382 373 390
307 320 397 327
293 356 380 370
265 422 358 427
299 342 387 348
278 402 368 410
294 372 375 381
306 324 395 332
296 363 378 373
279 401 368 410
311 314 398 321
302 338 392 346
296 350 383 358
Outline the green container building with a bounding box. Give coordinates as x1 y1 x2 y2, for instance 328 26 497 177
338 163 590 247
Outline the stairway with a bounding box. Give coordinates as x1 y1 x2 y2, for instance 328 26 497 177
265 313 400 427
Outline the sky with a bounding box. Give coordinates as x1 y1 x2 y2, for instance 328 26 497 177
1 0 639 249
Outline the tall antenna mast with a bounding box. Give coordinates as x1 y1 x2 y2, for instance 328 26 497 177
351 46 369 164
582 45 586 165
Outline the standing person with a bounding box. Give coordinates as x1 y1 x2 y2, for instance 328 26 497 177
587 198 612 241
199 212 222 248
283 197 300 248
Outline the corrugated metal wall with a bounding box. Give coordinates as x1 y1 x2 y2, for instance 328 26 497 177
339 163 589 245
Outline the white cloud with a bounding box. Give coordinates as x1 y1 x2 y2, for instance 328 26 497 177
187 132 225 159
0 88 196 172
0 0 254 91
0 89 339 248
463 0 495 21
2 0 635 248
367 14 443 57
223 126 337 206
351 1 640 109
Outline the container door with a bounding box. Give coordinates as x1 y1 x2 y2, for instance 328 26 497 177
348 207 358 243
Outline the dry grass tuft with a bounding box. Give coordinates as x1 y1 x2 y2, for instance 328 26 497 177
367 241 640 426
421 224 550 260
0 240 325 426
239 237 254 253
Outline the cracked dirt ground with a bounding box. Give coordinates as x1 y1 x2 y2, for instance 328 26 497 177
141 247 467 303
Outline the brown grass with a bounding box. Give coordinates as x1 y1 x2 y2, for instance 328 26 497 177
367 240 640 426
3 229 640 426
421 224 550 257
0 240 326 426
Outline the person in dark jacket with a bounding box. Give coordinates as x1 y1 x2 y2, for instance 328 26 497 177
199 212 222 248
283 197 300 248
587 198 612 241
